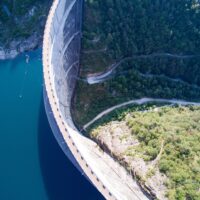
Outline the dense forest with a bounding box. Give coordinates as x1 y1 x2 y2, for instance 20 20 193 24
81 0 200 75
89 105 200 200
73 0 200 125
0 0 51 47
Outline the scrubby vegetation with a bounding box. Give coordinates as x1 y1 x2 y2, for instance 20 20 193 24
73 0 200 125
0 0 51 47
89 105 200 200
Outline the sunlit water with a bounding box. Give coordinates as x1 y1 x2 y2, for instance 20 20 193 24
0 49 104 200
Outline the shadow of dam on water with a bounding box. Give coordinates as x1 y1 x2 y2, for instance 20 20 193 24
38 99 105 200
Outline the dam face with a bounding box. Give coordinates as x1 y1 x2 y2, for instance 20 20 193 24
44 0 83 171
48 0 81 124
43 0 149 200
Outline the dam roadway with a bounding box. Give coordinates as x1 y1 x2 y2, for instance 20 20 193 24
43 0 149 200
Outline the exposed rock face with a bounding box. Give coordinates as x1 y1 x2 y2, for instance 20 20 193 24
0 49 17 60
91 121 168 200
0 1 51 60
0 32 41 60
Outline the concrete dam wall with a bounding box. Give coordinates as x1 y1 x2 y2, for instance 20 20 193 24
43 0 149 199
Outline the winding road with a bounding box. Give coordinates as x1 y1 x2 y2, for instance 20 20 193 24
139 72 200 90
83 47 107 54
83 98 200 129
87 67 200 90
86 53 200 85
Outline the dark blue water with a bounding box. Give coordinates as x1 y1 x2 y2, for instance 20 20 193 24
0 49 104 200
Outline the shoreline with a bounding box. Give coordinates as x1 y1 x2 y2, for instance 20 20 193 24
0 33 42 60
0 48 42 65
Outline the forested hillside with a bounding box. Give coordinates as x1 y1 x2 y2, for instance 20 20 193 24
0 0 51 48
72 1 200 199
73 0 200 126
81 0 200 74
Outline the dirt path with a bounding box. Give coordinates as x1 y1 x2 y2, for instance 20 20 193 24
82 47 107 54
83 98 200 129
86 53 200 84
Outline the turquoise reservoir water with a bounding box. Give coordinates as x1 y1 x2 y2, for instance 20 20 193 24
0 50 104 200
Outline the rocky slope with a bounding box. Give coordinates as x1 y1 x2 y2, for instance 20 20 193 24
91 120 168 200
89 105 200 200
0 0 51 60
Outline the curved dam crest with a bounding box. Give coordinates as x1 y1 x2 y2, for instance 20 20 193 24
43 0 150 199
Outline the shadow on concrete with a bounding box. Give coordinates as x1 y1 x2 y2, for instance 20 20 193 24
38 99 105 200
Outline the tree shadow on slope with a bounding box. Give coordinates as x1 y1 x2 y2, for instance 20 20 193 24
38 99 105 200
